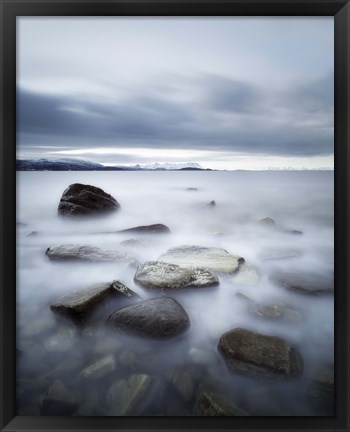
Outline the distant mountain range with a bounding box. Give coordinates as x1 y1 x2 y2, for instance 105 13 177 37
16 158 211 171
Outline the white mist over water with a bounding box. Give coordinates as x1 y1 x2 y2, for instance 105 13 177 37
16 170 334 416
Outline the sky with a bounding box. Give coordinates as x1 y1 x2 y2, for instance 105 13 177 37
17 17 334 170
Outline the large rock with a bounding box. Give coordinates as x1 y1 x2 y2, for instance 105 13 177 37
58 183 120 216
195 392 246 416
270 269 334 296
107 374 159 416
46 244 132 262
50 280 139 321
134 261 219 291
218 328 303 380
41 380 78 415
159 245 244 274
106 297 190 339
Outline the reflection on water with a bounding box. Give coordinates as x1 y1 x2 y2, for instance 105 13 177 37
16 171 334 416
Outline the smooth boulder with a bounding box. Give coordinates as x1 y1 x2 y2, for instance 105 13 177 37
159 245 244 274
218 328 303 380
46 244 132 263
106 297 190 339
116 223 170 234
270 269 334 295
50 280 139 321
134 261 219 291
58 183 120 216
195 392 245 416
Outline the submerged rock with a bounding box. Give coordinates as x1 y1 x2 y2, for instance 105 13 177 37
259 248 302 260
249 303 303 323
117 224 170 234
284 229 303 235
167 368 195 402
106 297 190 339
230 263 260 285
218 328 303 380
80 354 116 379
270 269 334 296
159 245 244 274
42 380 78 415
205 200 216 208
134 261 219 291
258 217 275 227
305 366 334 403
195 392 246 416
58 183 120 217
107 374 159 415
46 244 132 263
50 280 139 321
186 187 198 191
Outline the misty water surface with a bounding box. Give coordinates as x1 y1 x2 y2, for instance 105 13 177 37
16 170 334 416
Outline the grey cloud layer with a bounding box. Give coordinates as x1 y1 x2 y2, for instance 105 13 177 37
18 73 333 157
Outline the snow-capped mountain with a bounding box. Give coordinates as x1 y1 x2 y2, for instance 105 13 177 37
133 162 205 170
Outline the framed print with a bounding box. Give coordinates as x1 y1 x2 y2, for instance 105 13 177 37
1 1 349 431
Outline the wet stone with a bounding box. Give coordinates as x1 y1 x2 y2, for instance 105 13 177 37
58 183 120 217
270 269 334 296
50 280 139 322
80 354 116 379
46 244 132 263
159 245 244 274
41 380 78 415
218 328 304 380
134 261 219 291
195 392 246 416
106 297 190 339
230 263 260 285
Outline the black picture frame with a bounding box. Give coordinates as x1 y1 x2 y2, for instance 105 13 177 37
1 0 349 431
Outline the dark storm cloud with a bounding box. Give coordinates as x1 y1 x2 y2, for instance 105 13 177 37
17 72 333 157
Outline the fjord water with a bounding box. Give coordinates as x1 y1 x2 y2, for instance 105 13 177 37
16 170 334 416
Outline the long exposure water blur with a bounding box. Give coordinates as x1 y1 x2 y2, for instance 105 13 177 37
16 170 334 416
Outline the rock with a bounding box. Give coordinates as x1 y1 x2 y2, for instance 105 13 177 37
243 387 286 416
106 374 158 415
159 245 244 274
116 224 170 234
46 244 132 263
258 217 275 227
43 328 77 352
284 229 303 235
106 297 190 339
230 264 260 285
58 183 120 217
134 261 219 291
249 303 303 323
259 248 302 260
167 368 195 402
80 354 115 379
218 328 303 380
205 200 216 207
186 187 198 191
25 231 38 237
17 221 27 226
42 380 78 415
120 238 150 248
270 270 334 296
195 392 246 416
235 292 257 303
51 280 139 322
305 366 334 402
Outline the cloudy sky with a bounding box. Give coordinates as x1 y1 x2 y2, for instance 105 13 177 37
17 17 334 170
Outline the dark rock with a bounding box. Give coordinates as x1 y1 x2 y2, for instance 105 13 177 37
159 245 244 274
186 187 198 191
116 223 171 234
51 280 139 322
205 200 216 207
58 183 120 217
107 374 160 416
284 229 303 235
195 392 246 416
270 269 334 296
106 297 190 339
41 380 78 415
218 328 303 380
134 261 219 291
46 244 132 262
258 217 275 227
